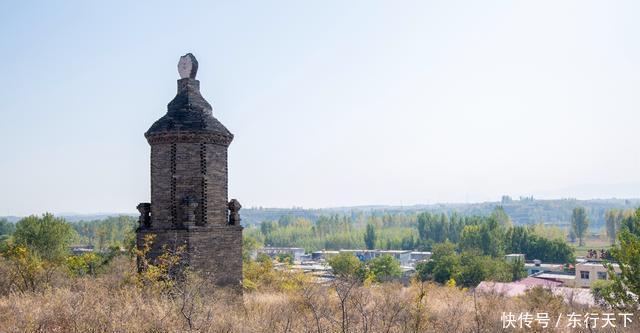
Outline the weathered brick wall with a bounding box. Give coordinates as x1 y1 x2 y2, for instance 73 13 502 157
150 141 229 229
142 136 242 288
136 225 243 288
150 143 172 229
204 143 228 226
187 226 243 286
173 142 204 226
137 228 189 260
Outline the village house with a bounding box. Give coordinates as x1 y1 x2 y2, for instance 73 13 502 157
575 261 621 288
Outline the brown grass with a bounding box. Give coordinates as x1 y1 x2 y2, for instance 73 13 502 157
0 256 637 333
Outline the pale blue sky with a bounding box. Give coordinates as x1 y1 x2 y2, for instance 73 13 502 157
1 1 639 215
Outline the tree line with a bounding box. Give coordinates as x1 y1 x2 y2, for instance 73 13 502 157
2 209 639 312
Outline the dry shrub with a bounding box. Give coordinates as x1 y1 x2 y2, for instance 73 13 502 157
472 288 518 333
518 286 568 316
1 257 638 333
422 282 474 332
0 257 13 296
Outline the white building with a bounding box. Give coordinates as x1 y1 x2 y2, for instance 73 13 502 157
575 261 621 288
311 250 340 261
339 249 412 266
257 247 306 263
524 260 564 275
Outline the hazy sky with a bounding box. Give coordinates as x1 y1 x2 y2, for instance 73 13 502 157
1 1 639 215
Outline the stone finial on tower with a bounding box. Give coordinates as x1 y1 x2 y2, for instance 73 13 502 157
146 52 233 143
178 53 199 79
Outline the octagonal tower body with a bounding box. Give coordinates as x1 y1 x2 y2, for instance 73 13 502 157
137 54 242 289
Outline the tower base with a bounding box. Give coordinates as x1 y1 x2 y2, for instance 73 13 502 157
136 225 243 290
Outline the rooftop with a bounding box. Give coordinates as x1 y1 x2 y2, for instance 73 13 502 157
340 249 411 254
145 54 233 144
515 277 563 287
476 282 595 307
578 261 619 267
259 247 305 251
524 263 563 268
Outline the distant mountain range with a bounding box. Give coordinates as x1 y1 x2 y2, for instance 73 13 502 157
240 198 640 228
0 213 130 223
3 198 640 229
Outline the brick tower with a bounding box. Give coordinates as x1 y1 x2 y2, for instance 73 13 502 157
136 53 242 289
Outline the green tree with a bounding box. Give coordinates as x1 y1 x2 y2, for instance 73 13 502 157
591 279 613 307
504 226 574 264
416 213 429 242
605 209 623 245
457 252 489 287
415 261 432 282
70 216 136 249
368 254 402 282
66 245 119 278
430 241 460 284
603 208 640 309
571 207 589 246
242 236 260 263
13 213 75 263
510 257 527 281
457 252 511 287
491 206 512 228
530 223 565 241
0 218 15 243
432 253 460 284
459 218 504 257
328 252 363 279
278 214 295 227
260 220 278 236
432 241 457 259
400 234 415 250
568 228 577 243
364 223 377 250
276 253 293 264
2 245 45 293
459 225 483 253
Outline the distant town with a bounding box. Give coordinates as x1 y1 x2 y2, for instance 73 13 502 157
37 196 632 309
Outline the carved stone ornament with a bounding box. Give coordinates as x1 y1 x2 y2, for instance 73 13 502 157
228 199 242 226
182 195 199 227
136 202 151 228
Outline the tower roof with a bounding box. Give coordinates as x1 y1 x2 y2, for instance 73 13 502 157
145 54 233 144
